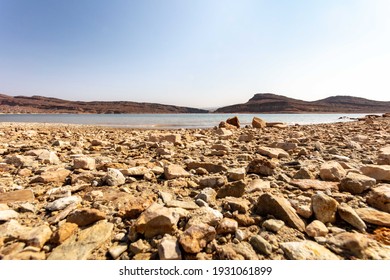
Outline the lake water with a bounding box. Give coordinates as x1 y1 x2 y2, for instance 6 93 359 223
0 113 373 129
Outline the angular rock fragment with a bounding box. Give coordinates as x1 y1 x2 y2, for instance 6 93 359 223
179 223 216 253
339 172 376 194
337 203 367 232
361 165 390 182
366 185 390 213
158 234 182 260
311 192 338 223
319 161 346 181
281 241 339 260
355 208 390 227
164 164 190 180
247 157 277 176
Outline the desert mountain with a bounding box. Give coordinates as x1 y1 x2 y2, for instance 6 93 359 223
215 93 390 113
0 94 208 114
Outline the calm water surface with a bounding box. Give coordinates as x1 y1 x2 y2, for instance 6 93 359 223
0 113 373 129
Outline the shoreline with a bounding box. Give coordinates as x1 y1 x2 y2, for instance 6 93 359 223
1 116 390 260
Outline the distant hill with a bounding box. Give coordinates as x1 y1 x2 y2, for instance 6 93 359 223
0 93 208 114
215 93 390 113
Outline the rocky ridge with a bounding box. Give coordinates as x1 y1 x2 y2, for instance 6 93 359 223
0 115 390 260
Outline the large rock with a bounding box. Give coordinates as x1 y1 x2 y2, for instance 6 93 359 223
179 223 216 253
339 172 376 194
73 156 96 170
290 179 338 191
48 221 113 260
252 117 266 128
305 220 328 237
337 203 367 232
326 232 390 259
0 209 19 221
187 162 228 173
30 168 71 184
319 161 346 181
19 225 52 248
216 218 238 234
254 193 305 231
246 157 277 176
361 165 390 182
164 164 190 180
216 180 246 198
366 185 390 213
226 116 240 128
198 176 226 188
311 192 338 223
280 240 339 260
355 207 390 227
0 189 35 204
134 203 181 238
257 146 289 159
45 196 82 211
378 146 390 165
66 208 106 226
187 206 223 227
104 168 126 186
26 149 61 164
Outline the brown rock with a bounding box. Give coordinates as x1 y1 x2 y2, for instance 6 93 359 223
311 192 338 223
51 222 78 244
30 168 71 184
246 157 277 176
361 165 390 182
179 223 216 253
226 116 240 128
216 218 238 234
281 240 339 260
66 208 106 226
257 146 289 159
187 162 228 173
252 117 266 128
164 164 191 180
0 189 35 204
366 185 390 213
216 242 259 260
305 220 328 237
378 146 390 165
290 179 338 191
339 172 376 194
216 180 246 198
254 193 305 231
356 207 390 227
337 203 367 232
19 225 52 248
319 161 346 181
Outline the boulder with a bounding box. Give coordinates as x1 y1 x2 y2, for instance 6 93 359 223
252 117 266 128
319 161 346 181
339 172 376 194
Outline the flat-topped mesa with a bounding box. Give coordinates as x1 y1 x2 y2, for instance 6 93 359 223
215 93 390 113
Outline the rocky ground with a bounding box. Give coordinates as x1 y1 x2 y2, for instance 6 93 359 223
0 115 390 260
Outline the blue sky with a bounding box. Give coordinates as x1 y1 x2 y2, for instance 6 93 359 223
0 0 389 107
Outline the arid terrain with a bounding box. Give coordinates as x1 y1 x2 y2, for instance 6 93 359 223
0 114 390 260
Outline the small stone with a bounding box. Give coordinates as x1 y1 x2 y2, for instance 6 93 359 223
104 168 126 186
320 161 346 181
129 239 151 254
198 176 226 188
195 188 217 206
164 164 190 180
311 192 338 223
337 203 367 232
281 240 339 260
262 219 285 233
73 157 96 170
158 234 182 260
366 185 390 213
250 235 272 256
378 146 390 165
26 149 60 164
179 223 216 253
109 244 128 259
305 220 328 237
216 218 238 234
187 206 223 227
187 162 228 174
296 204 313 219
45 196 81 211
290 179 338 191
66 208 106 226
121 166 149 176
339 172 376 194
293 168 315 180
222 197 250 214
215 128 233 139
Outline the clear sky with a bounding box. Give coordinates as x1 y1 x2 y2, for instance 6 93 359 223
1 0 389 108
